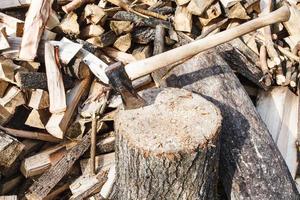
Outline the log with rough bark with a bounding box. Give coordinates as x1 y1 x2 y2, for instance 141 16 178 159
25 131 92 199
0 131 25 168
19 0 54 61
115 87 222 199
15 72 74 90
164 47 300 199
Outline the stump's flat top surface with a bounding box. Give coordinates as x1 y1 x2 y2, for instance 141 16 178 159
115 88 222 154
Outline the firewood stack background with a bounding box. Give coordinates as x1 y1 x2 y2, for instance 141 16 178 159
0 0 300 199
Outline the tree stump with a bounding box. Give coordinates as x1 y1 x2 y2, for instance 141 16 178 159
115 88 222 200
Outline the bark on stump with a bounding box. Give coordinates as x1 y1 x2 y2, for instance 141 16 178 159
115 88 222 200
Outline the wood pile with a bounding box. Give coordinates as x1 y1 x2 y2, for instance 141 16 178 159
0 0 299 199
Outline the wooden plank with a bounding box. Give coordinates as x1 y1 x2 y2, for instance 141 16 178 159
0 131 24 168
19 0 54 61
44 42 67 114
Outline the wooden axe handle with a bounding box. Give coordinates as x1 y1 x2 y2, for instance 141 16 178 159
125 6 290 80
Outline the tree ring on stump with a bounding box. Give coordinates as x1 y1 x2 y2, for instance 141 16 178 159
115 88 222 199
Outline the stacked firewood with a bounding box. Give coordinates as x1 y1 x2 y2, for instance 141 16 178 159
0 0 300 199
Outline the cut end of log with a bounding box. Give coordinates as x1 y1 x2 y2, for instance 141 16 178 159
115 88 222 155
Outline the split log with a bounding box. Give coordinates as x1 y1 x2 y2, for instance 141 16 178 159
0 139 42 179
112 11 172 29
0 105 12 125
0 126 61 143
199 2 222 26
151 25 167 87
19 0 53 61
20 142 74 177
62 38 109 84
49 40 82 65
174 5 192 32
165 47 299 199
176 0 190 6
25 109 50 129
0 29 10 51
113 33 131 52
44 42 67 114
115 87 222 199
20 61 40 72
132 45 152 60
0 0 31 10
28 89 49 110
46 10 60 30
69 153 115 199
218 38 270 90
187 0 215 16
86 31 117 48
46 76 91 139
96 132 115 154
81 25 105 39
0 81 9 98
132 27 155 44
25 131 92 200
0 12 23 36
256 87 299 178
0 61 14 83
110 21 133 36
226 2 250 20
102 47 136 64
59 12 80 37
0 86 25 115
1 36 22 59
0 175 23 195
43 183 70 200
0 131 24 168
0 196 17 200
83 4 106 25
62 0 91 14
15 72 74 90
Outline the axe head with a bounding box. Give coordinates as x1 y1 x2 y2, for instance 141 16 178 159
105 62 146 109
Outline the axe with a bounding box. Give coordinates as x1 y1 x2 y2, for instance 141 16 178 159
105 6 291 109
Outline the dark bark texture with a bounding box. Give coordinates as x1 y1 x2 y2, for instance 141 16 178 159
165 47 299 199
115 88 222 200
